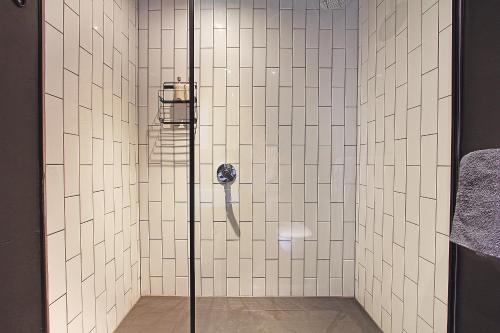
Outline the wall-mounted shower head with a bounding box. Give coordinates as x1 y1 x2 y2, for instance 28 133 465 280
320 0 346 9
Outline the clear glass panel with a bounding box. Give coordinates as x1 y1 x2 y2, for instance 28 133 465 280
189 0 360 331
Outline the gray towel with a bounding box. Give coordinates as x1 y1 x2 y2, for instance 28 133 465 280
451 149 500 258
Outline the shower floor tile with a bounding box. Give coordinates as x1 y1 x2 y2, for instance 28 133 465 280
115 297 381 333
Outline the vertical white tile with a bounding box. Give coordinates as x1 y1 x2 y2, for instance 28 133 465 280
407 107 421 165
82 275 96 332
304 241 317 278
418 258 435 326
439 26 452 98
45 95 63 164
291 260 304 296
81 220 94 279
227 9 240 47
408 0 422 51
79 52 92 105
435 234 449 303
227 241 240 277
240 29 253 68
392 294 404 332
407 47 421 109
421 69 439 136
438 97 452 166
46 165 65 234
45 25 63 97
253 49 266 86
65 196 81 259
332 9 346 48
434 298 448 333
405 222 420 282
342 260 354 296
214 260 227 296
254 9 267 47
419 197 437 263
64 70 80 135
47 231 66 304
403 278 418 333
64 6 79 73
94 242 105 296
214 29 227 68
421 134 437 198
395 29 407 86
280 10 293 48
422 4 439 72
265 260 279 296
49 295 67 333
267 30 280 67
436 166 451 235
66 255 82 322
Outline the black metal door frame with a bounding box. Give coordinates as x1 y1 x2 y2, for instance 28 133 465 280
188 0 196 332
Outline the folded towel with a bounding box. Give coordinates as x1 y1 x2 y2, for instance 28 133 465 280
450 149 500 258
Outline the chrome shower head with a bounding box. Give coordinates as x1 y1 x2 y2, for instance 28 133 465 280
320 0 346 9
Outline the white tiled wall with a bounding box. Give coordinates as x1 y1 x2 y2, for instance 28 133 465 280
44 0 140 331
355 0 452 331
139 0 359 297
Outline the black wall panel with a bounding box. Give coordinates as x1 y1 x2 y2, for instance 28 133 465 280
451 0 500 332
0 0 45 332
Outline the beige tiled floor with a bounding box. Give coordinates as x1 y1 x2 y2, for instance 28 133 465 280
116 297 381 333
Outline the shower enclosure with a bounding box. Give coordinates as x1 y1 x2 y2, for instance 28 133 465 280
41 0 454 331
139 0 359 330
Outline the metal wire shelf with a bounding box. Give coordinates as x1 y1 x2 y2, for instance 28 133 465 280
149 80 198 164
157 80 198 127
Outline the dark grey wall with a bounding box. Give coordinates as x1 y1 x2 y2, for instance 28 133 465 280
452 0 500 332
0 0 45 331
